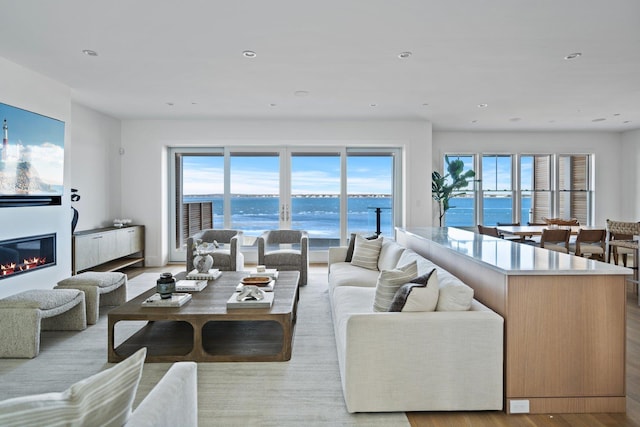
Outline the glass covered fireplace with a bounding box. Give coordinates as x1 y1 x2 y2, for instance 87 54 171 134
0 233 56 279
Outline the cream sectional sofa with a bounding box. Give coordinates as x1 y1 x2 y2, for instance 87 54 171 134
328 238 504 413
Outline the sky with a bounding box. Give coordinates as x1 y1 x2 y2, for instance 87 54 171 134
182 154 393 195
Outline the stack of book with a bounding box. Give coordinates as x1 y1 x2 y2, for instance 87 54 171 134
186 269 221 280
142 293 192 307
175 280 208 292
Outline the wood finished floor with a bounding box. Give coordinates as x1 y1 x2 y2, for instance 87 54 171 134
127 264 640 426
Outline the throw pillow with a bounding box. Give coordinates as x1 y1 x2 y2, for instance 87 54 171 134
345 233 357 262
0 347 147 427
350 234 383 270
373 261 418 312
388 268 439 312
436 274 474 311
345 233 377 263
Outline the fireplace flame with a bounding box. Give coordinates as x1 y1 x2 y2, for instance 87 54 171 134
1 262 16 275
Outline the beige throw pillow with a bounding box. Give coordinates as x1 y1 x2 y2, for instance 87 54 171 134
388 269 439 312
350 234 383 271
0 347 147 427
373 261 418 312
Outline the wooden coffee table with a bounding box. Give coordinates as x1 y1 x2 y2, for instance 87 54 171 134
108 271 299 362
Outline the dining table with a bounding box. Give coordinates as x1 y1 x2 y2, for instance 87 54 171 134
495 225 601 241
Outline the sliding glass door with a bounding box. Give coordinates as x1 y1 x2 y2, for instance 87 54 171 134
169 146 401 262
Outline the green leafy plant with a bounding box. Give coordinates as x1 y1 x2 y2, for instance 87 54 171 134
432 156 476 226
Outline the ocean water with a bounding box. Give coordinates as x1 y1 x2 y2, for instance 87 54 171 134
446 197 532 226
184 195 528 240
184 195 393 240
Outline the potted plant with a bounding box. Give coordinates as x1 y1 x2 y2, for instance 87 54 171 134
432 156 475 226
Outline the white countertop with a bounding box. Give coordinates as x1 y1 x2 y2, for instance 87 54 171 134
398 227 633 276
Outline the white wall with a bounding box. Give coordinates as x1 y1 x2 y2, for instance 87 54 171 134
432 131 624 225
121 119 432 266
0 58 72 298
621 129 640 220
69 103 122 231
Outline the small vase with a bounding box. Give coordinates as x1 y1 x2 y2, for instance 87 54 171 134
194 254 213 273
156 272 176 299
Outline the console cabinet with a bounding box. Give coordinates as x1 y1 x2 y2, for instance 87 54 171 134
73 225 145 275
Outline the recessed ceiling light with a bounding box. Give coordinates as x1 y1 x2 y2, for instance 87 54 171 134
592 118 606 122
613 113 621 116
82 49 98 56
269 103 277 107
564 52 582 60
624 120 631 123
294 90 309 97
471 120 478 123
398 51 412 59
166 102 174 106
478 103 488 108
422 103 429 107
243 50 257 58
509 117 521 122
370 103 377 107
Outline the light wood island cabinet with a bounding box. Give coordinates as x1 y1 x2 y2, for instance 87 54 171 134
73 225 145 275
396 227 630 415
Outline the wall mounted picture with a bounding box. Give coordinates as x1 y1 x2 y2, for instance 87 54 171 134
0 102 64 206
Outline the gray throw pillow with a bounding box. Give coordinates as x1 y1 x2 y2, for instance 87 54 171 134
388 268 439 312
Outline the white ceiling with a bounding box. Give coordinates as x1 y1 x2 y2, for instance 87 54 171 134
1 0 639 131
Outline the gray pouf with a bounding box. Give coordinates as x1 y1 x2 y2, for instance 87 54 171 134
0 289 86 358
55 271 127 325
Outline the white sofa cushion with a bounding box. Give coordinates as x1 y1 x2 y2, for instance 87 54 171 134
389 268 439 312
0 347 146 427
377 240 406 271
436 272 474 311
373 261 418 312
329 262 380 292
350 235 383 270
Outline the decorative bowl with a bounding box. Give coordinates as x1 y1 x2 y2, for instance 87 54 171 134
240 276 272 286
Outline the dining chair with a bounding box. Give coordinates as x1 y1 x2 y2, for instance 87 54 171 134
489 222 523 242
569 229 606 260
539 228 571 253
606 219 640 266
477 225 501 238
542 217 580 226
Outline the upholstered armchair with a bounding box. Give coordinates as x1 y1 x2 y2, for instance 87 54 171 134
258 230 308 286
186 229 244 272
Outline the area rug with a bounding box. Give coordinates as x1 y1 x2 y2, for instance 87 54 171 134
0 268 409 426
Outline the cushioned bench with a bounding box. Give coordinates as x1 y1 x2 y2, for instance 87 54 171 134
0 289 86 358
55 271 127 325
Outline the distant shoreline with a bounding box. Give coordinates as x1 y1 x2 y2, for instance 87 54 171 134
184 194 391 198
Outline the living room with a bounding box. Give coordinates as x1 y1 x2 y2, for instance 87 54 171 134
1 1 640 426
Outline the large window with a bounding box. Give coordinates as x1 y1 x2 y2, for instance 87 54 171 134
170 147 401 262
558 154 591 225
442 153 593 227
481 155 513 226
347 153 394 237
443 155 475 227
520 154 552 224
